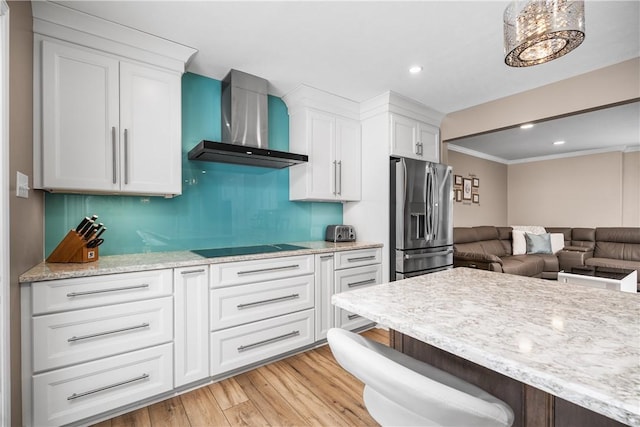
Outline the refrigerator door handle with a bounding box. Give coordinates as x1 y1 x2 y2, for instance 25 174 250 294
404 249 453 260
425 166 433 241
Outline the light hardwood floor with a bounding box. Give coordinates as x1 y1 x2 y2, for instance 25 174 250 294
93 328 388 427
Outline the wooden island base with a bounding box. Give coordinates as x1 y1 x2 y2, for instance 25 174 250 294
390 331 625 427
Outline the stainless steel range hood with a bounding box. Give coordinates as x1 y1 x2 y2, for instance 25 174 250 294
188 69 308 169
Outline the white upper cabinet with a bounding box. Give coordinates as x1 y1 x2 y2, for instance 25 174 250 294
32 2 196 197
285 85 361 202
390 113 440 163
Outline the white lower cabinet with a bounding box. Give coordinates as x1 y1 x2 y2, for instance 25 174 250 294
174 266 209 388
32 343 173 427
22 246 383 425
211 309 314 376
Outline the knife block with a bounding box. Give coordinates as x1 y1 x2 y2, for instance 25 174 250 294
46 230 99 263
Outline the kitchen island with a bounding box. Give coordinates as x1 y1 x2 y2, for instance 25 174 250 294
332 268 639 427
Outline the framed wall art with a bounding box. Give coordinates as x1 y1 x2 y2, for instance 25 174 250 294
473 193 479 203
455 175 463 186
463 178 472 200
472 178 480 187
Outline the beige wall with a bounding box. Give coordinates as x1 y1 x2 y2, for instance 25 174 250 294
441 58 640 141
621 151 639 227
447 150 508 226
448 150 638 228
9 1 41 425
507 152 628 227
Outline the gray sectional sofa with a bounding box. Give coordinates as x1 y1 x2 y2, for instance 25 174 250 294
453 226 640 289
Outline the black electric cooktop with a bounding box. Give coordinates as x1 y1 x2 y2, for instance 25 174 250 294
192 243 307 258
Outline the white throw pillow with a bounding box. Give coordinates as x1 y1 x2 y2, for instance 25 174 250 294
549 233 565 254
512 230 527 255
511 225 547 235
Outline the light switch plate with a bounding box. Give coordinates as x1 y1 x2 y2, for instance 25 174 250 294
16 171 29 198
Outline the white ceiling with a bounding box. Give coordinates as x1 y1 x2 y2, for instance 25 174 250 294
51 0 640 159
446 101 640 163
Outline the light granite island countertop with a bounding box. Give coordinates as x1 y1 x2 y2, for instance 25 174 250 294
20 241 382 283
332 267 640 426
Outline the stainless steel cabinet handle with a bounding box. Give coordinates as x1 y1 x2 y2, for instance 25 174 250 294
111 127 117 184
67 322 150 342
347 278 376 288
333 160 338 195
347 314 361 321
337 160 342 196
347 255 376 262
237 264 300 276
237 293 300 309
320 254 334 259
67 284 150 297
237 330 300 352
404 249 453 260
124 128 129 185
181 268 206 275
67 373 149 400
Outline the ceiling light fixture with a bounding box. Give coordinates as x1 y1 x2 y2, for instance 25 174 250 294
503 0 585 67
520 123 534 129
409 66 423 74
553 140 566 145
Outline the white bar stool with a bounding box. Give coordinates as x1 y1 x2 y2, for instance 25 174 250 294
327 328 514 427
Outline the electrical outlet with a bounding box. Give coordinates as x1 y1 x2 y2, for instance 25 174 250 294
16 171 29 198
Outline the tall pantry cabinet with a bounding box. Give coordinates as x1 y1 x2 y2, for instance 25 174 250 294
32 2 196 197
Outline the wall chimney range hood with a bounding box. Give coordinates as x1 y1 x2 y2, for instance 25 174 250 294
188 69 308 169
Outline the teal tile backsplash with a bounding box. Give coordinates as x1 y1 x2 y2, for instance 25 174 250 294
44 73 342 256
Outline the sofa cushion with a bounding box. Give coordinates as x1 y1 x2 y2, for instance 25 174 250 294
571 228 596 249
594 228 640 261
455 241 508 257
453 226 508 257
534 253 560 273
501 255 545 277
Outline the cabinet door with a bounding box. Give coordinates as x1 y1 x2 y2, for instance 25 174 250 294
174 266 209 387
390 114 421 160
314 253 335 341
305 109 337 199
41 40 119 192
119 62 182 195
418 122 440 163
335 118 361 201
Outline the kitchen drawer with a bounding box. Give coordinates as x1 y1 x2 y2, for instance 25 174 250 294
336 308 374 331
211 309 314 376
32 343 173 427
211 255 314 288
335 263 382 293
211 274 314 331
31 269 173 315
32 297 173 372
334 248 381 270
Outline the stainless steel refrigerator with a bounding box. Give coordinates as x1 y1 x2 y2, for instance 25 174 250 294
390 157 454 280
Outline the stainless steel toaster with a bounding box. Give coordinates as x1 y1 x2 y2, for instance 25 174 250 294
325 225 356 242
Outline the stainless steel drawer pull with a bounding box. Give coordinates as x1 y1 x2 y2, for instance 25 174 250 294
404 249 453 260
67 373 149 400
347 255 376 262
348 278 376 288
237 293 300 309
347 314 361 320
66 284 150 297
237 330 300 353
237 264 300 276
320 254 334 259
67 323 150 342
181 268 206 275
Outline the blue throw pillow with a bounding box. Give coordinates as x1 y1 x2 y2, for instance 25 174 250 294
525 233 552 254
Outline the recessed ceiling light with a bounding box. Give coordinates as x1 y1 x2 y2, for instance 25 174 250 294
553 140 566 145
520 123 534 129
409 66 423 74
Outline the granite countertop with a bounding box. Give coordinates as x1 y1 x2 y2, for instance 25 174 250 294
332 268 640 426
20 241 382 283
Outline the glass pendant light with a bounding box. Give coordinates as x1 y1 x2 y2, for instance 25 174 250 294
504 0 585 67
